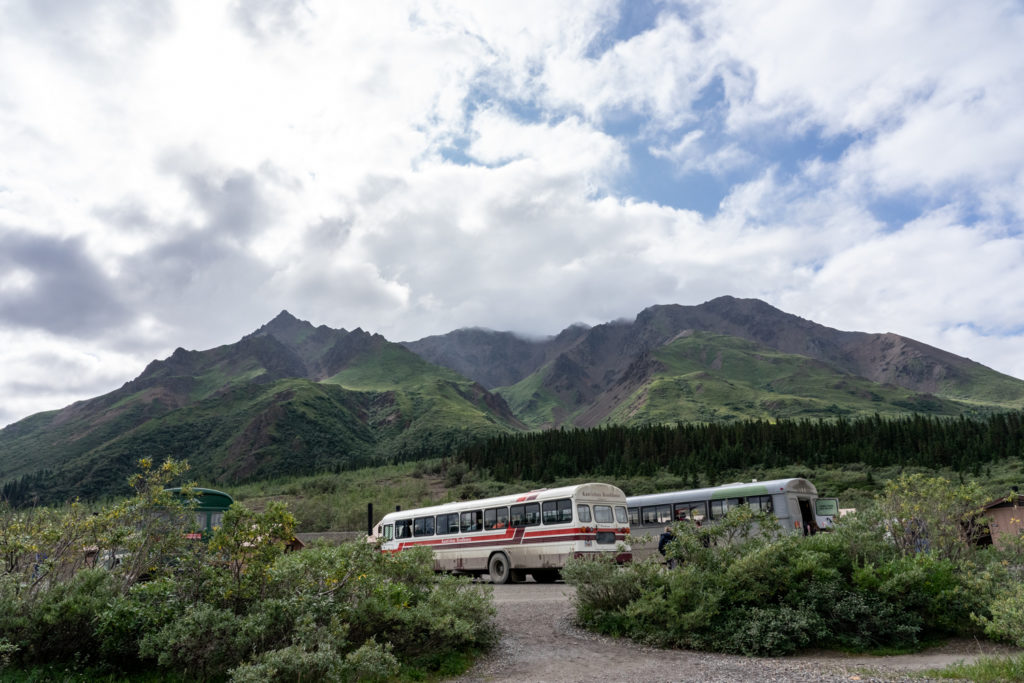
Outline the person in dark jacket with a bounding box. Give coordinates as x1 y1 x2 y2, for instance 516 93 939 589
658 526 677 569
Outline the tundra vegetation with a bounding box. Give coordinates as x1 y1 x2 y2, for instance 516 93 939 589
564 473 1024 663
0 459 497 681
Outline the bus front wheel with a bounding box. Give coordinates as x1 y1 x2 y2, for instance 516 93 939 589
488 552 512 584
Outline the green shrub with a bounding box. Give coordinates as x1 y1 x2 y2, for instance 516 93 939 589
9 569 119 666
229 639 400 683
717 604 821 656
139 603 248 680
563 555 656 635
0 637 17 669
567 496 993 657
976 582 1024 647
228 644 347 683
95 577 180 666
0 463 499 679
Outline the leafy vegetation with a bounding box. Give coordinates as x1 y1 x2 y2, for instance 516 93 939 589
454 412 1024 492
0 460 497 681
563 474 1023 657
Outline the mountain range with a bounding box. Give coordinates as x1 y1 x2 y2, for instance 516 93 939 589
3 296 1023 504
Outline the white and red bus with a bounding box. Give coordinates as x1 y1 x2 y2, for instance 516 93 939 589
368 483 632 583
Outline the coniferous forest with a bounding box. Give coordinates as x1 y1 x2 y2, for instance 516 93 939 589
453 412 1024 483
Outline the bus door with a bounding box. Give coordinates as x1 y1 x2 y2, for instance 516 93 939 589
797 498 815 535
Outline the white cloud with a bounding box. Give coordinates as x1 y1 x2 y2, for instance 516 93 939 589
2 0 1024 426
542 13 713 127
0 328 146 427
649 130 755 177
696 0 1024 215
778 209 1024 360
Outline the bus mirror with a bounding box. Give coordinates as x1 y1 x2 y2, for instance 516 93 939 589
815 498 839 517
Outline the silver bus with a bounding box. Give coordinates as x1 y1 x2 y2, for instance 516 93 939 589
626 478 839 561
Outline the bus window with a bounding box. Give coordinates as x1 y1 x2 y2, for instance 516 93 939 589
594 505 613 523
460 510 482 533
395 519 412 539
413 516 435 537
435 513 459 535
641 504 671 526
524 503 540 525
578 504 593 523
543 499 573 524
710 498 743 519
615 506 628 524
484 506 509 530
747 495 774 514
510 503 540 527
382 524 393 541
674 502 706 522
627 507 639 526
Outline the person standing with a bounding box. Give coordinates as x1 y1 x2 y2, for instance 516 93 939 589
658 526 677 569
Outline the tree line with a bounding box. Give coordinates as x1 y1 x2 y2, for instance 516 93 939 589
453 412 1024 482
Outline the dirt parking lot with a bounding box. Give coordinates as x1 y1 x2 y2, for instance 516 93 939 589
449 582 1021 683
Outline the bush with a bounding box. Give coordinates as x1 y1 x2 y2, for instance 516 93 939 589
563 554 644 615
976 582 1024 647
5 569 119 666
139 603 248 679
0 461 500 679
95 577 180 667
229 640 400 683
718 604 821 656
566 496 994 657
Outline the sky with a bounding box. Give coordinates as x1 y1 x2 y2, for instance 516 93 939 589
2 0 1024 428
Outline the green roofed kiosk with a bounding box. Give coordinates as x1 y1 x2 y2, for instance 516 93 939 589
164 487 234 538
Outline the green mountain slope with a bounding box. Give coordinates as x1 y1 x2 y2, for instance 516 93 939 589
417 297 1024 429
499 332 1002 428
615 332 980 423
0 312 523 504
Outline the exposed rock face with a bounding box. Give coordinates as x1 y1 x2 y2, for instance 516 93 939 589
401 296 1024 426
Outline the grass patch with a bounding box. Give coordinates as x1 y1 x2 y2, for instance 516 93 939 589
918 654 1024 682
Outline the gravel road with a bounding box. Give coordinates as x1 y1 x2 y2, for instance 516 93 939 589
449 582 1021 683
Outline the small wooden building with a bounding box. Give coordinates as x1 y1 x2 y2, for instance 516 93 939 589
979 489 1022 550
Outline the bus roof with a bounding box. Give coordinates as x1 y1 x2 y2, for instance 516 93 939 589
376 482 626 523
164 487 234 510
626 478 817 506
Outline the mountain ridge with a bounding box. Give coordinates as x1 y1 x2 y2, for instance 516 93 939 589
403 296 1024 427
3 297 1023 504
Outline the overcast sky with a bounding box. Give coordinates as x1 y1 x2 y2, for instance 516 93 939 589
2 0 1024 427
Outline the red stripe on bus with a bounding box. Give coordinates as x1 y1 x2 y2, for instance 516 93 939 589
385 530 627 552
384 525 629 551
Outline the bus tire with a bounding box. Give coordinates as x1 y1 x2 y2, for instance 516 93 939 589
531 569 560 583
488 552 512 584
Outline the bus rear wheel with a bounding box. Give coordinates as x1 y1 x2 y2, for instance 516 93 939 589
488 552 512 584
